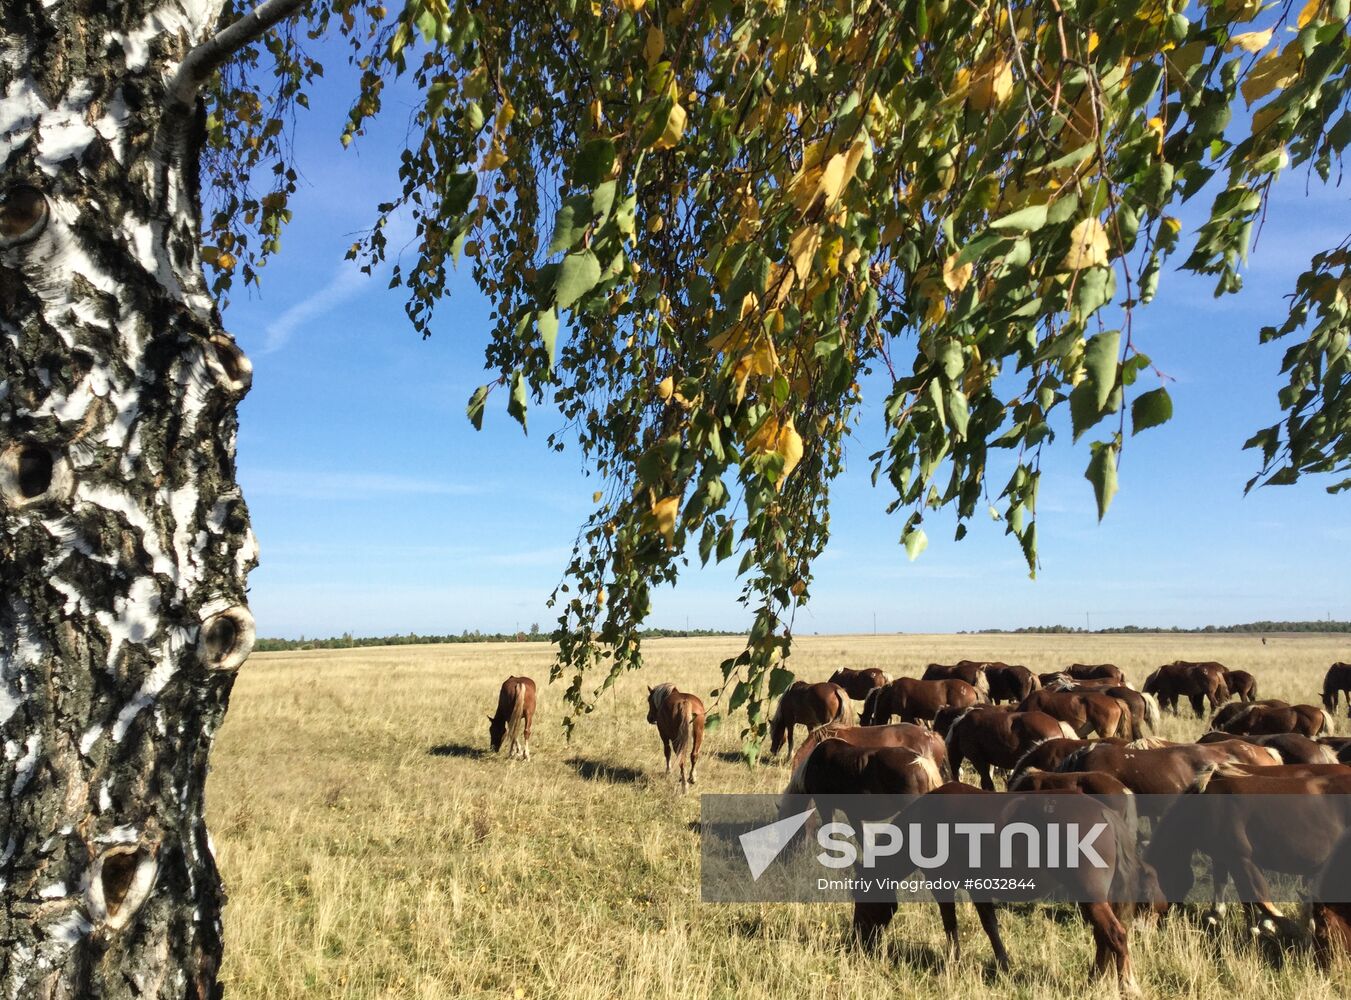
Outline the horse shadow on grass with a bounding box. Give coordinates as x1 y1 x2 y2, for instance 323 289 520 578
566 757 645 784
428 742 490 760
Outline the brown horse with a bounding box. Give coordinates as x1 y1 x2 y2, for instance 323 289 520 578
1045 676 1160 739
488 676 537 759
1018 688 1133 739
789 722 949 780
1064 662 1126 684
1056 739 1280 811
1223 669 1258 703
1312 825 1351 962
1008 767 1137 819
1213 698 1288 730
827 667 891 701
984 662 1040 703
1009 736 1128 784
863 677 982 726
1324 663 1351 715
1196 730 1339 765
1143 661 1229 717
770 681 854 757
940 706 1075 790
647 683 705 790
1148 764 1351 935
921 661 990 697
1213 701 1335 738
783 738 944 798
854 782 1162 992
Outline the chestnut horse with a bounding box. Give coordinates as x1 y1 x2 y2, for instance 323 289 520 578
940 706 1075 790
1008 768 1138 821
1017 688 1133 739
1045 676 1160 739
1213 701 1335 738
788 722 949 781
985 662 1040 703
921 661 990 697
488 676 537 759
770 681 854 757
827 667 891 701
862 677 982 726
1213 698 1287 730
853 782 1162 993
1009 736 1128 784
1222 669 1258 703
1196 729 1339 765
1143 661 1228 717
1312 825 1351 963
1323 663 1351 715
1065 662 1126 684
647 683 705 790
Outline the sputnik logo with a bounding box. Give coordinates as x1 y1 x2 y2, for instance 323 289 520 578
738 807 815 881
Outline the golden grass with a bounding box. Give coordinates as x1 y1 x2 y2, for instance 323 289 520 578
209 633 1351 999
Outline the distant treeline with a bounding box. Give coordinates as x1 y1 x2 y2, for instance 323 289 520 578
973 621 1351 635
253 626 743 652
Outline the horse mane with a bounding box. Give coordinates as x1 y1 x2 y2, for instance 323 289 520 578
1055 744 1096 774
1125 736 1170 750
878 670 894 684
941 706 980 766
914 751 944 791
1187 763 1219 793
649 682 677 715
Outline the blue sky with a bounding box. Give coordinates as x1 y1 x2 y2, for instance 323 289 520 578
221 44 1351 639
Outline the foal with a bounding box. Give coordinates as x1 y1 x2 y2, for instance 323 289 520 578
647 683 706 791
488 676 537 759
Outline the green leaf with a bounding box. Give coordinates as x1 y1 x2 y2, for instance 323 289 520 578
904 526 928 560
554 250 602 309
443 171 477 216
1131 386 1173 434
1084 443 1118 520
538 308 560 369
466 385 489 431
768 666 795 699
573 137 616 188
989 203 1049 233
1083 330 1121 410
508 370 528 432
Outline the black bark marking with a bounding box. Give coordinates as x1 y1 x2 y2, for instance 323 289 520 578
0 184 48 245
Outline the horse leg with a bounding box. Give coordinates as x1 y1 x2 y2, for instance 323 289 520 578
689 715 703 786
977 759 996 792
853 901 898 952
1190 692 1205 718
663 737 672 773
1082 902 1136 994
974 902 1010 969
939 901 961 962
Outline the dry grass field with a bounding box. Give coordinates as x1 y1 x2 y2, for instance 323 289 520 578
208 633 1351 999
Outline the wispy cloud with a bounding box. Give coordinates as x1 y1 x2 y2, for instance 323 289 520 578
245 469 489 501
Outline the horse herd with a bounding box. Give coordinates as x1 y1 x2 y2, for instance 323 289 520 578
485 659 1351 991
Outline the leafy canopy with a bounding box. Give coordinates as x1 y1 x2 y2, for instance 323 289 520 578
205 0 1351 755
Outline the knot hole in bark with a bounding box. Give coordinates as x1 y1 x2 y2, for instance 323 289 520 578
0 184 50 248
206 332 252 394
0 443 71 507
198 605 255 672
90 844 157 931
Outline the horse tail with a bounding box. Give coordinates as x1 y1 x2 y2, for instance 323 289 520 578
1321 709 1337 737
783 740 817 797
1110 696 1137 739
914 752 944 792
1057 720 1078 740
673 699 695 767
507 683 526 747
972 668 990 700
1104 808 1149 905
833 690 855 728
943 708 976 779
1126 736 1168 750
1187 764 1219 794
1141 692 1162 734
1026 671 1042 694
879 671 894 684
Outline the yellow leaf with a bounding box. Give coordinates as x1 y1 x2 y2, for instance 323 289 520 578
1241 46 1301 106
592 491 603 503
1229 28 1272 53
942 252 972 293
1297 0 1323 27
644 26 664 67
776 419 803 482
481 141 508 171
652 102 686 150
1063 217 1110 270
788 225 821 281
657 376 674 400
619 0 647 10
816 153 848 208
651 496 679 545
969 58 1014 111
747 416 780 452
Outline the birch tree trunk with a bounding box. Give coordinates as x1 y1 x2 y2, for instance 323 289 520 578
1 2 272 995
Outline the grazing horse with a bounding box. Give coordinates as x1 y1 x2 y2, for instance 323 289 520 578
1143 661 1229 717
1046 676 1160 739
1213 701 1335 738
1223 669 1258 703
1009 736 1128 784
1196 730 1340 765
1056 740 1281 814
853 783 1162 993
984 662 1040 703
769 681 854 757
1148 764 1351 935
789 722 949 781
1017 688 1133 739
1064 662 1126 684
647 683 705 790
863 677 982 726
783 738 944 799
1324 663 1351 715
1312 826 1351 963
1213 698 1288 730
827 666 891 701
488 676 537 759
921 661 990 697
1008 768 1138 820
940 706 1075 790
